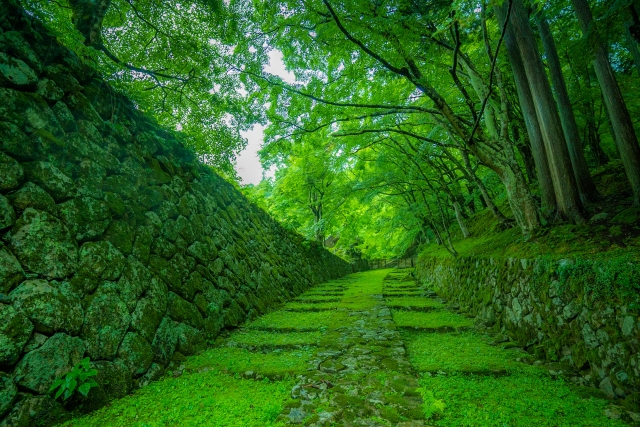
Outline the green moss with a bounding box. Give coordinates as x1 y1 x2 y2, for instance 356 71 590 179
392 310 474 329
419 370 626 427
226 330 322 347
404 331 521 373
385 297 444 309
247 310 333 330
60 370 293 427
284 301 339 310
185 346 313 377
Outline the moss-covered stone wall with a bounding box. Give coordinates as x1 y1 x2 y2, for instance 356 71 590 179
0 2 352 425
417 255 640 402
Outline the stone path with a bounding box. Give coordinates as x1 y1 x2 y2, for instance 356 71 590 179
279 270 424 426
60 269 631 427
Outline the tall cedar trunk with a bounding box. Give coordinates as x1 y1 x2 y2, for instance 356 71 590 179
496 3 557 215
578 66 610 166
415 64 540 235
536 12 599 203
513 124 537 185
625 20 640 77
572 0 640 205
506 0 586 222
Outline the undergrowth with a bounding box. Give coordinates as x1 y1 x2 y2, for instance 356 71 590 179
61 370 294 427
419 371 626 427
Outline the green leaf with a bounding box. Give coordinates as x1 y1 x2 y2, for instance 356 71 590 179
78 383 92 397
49 379 65 392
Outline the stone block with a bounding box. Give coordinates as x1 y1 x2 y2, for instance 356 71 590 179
13 333 85 394
9 279 83 335
0 303 33 366
0 151 23 192
8 208 77 279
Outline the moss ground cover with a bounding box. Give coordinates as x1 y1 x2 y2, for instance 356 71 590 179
57 269 628 427
419 370 627 427
403 331 521 373
392 308 474 329
60 370 294 427
247 310 333 330
184 346 313 377
385 296 444 309
283 301 339 310
223 329 322 348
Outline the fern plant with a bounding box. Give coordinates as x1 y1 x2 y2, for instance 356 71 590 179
417 388 446 420
49 357 98 400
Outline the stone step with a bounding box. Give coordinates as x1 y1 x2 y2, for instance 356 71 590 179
282 307 336 313
388 305 438 312
397 325 473 333
294 298 342 303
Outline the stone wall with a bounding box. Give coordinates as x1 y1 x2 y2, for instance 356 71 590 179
0 2 352 425
416 255 640 406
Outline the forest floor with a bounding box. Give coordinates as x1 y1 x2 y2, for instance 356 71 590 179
420 161 640 262
59 270 628 427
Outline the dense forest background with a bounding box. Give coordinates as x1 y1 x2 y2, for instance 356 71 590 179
31 0 640 261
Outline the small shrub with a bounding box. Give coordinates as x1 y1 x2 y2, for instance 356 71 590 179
418 388 446 419
49 357 98 400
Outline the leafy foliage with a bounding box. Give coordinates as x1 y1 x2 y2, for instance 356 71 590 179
24 0 270 177
49 357 98 401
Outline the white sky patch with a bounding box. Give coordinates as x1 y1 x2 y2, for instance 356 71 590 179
264 50 296 83
235 50 295 185
236 124 276 184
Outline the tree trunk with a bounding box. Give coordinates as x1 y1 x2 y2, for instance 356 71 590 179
453 201 470 238
625 20 640 78
536 11 599 204
504 0 586 222
572 0 640 205
579 66 610 167
496 3 557 215
459 148 514 229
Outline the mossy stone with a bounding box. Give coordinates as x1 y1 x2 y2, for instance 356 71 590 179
167 292 204 330
0 121 37 161
9 279 83 335
0 244 24 294
6 182 55 214
51 101 77 133
0 195 15 232
22 161 75 202
0 151 23 192
611 207 640 225
81 290 131 360
0 303 33 366
151 236 177 259
56 197 111 242
0 372 17 418
13 332 85 394
223 299 245 327
116 332 153 377
0 31 42 72
104 219 134 255
0 53 37 88
8 208 77 279
130 297 164 344
151 317 178 365
77 241 126 283
35 78 63 101
0 394 70 427
91 359 132 400
174 322 205 355
116 256 153 312
63 91 103 128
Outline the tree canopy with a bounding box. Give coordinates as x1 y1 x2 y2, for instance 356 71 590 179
34 0 640 260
